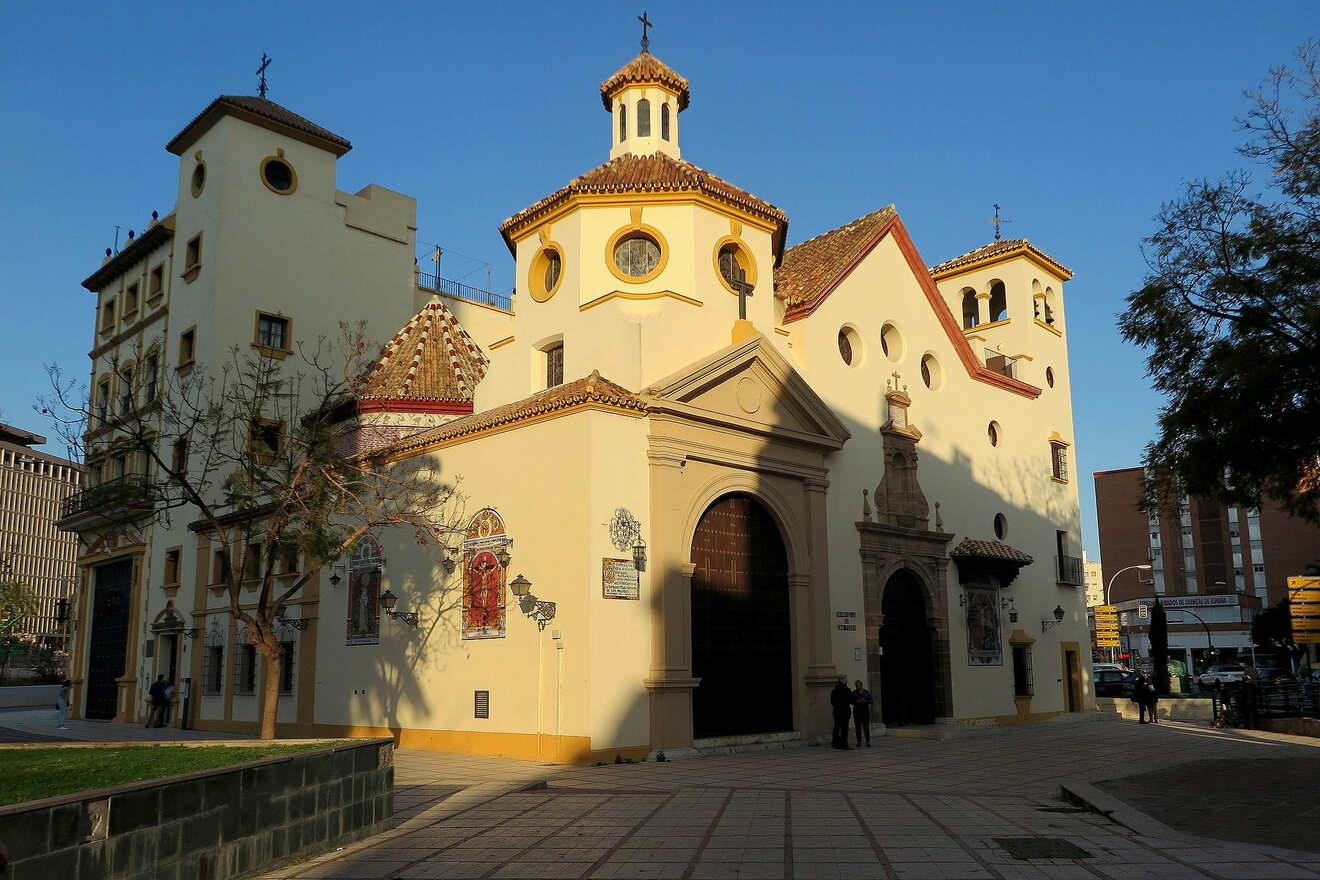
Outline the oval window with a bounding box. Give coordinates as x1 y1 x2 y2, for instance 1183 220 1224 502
988 420 1001 447
920 354 941 390
543 252 561 293
838 327 858 366
718 244 743 285
262 158 295 193
614 234 661 277
881 322 903 362
994 513 1007 539
191 162 206 197
1046 366 1055 388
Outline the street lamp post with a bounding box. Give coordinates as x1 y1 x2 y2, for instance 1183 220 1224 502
1172 608 1215 676
1104 564 1153 663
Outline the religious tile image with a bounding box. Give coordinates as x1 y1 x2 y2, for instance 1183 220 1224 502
966 585 1003 666
462 509 508 639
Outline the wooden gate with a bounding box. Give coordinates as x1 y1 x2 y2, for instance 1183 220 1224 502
85 559 132 719
690 493 792 739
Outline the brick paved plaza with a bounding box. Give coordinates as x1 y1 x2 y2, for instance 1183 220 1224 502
249 716 1319 880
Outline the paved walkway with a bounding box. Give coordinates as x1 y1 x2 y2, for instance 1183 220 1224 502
256 716 1320 880
0 707 254 743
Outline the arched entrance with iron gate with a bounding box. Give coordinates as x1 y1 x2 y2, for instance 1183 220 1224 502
690 492 793 739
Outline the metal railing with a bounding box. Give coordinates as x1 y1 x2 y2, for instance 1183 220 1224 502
59 473 156 521
416 270 513 312
1056 554 1085 586
1212 681 1320 728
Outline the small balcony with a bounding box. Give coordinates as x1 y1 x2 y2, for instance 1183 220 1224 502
416 270 513 312
58 473 157 531
1056 554 1085 586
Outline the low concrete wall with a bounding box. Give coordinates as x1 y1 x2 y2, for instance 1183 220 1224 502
1096 697 1214 723
1258 717 1320 738
0 737 394 880
0 685 59 709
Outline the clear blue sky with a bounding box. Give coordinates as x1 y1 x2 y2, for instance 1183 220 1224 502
1 0 1313 557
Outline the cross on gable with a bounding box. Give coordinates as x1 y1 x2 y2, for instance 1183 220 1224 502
256 53 272 99
728 267 754 320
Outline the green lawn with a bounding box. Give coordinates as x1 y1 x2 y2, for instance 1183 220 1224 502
0 744 325 805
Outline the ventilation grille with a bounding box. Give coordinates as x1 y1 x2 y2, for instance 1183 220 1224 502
474 690 490 719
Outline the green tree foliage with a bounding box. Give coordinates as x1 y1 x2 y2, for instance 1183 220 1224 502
0 581 37 628
1149 600 1170 695
1120 41 1320 522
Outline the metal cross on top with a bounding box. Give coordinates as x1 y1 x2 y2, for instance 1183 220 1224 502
987 202 1012 241
256 53 272 99
728 267 754 320
638 12 653 52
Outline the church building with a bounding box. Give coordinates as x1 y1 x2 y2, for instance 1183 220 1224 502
64 42 1090 761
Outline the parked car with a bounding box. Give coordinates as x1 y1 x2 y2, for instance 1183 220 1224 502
1198 665 1247 687
1094 669 1136 697
1092 662 1130 673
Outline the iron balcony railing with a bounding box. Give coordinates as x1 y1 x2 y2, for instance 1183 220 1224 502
1056 554 1085 586
59 473 156 521
416 270 513 312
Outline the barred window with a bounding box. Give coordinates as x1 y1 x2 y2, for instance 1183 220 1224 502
1051 442 1069 482
234 644 256 695
257 314 289 350
203 644 224 695
278 640 295 694
1012 645 1033 697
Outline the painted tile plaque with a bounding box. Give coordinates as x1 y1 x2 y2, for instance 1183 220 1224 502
965 585 1003 666
602 557 640 600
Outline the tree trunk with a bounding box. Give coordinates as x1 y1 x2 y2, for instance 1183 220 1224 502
255 631 282 739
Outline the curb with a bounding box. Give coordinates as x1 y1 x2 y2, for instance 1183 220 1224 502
1059 779 1180 838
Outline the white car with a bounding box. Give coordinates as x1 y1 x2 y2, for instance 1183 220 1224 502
1198 665 1247 687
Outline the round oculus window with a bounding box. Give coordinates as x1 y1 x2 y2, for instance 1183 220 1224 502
1046 366 1055 388
988 421 1001 447
718 244 743 285
191 162 206 197
262 158 295 193
838 328 854 365
920 354 941 389
543 251 561 293
614 234 661 278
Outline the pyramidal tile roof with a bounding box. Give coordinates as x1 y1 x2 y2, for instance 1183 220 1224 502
950 538 1034 565
362 297 487 406
499 152 787 254
929 238 1073 281
774 206 898 318
600 50 690 110
167 95 352 157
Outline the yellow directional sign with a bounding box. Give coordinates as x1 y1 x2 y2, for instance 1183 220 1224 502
1094 605 1118 615
1095 638 1122 648
1288 578 1320 642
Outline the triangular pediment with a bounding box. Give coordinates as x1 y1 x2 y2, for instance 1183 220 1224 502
643 334 850 450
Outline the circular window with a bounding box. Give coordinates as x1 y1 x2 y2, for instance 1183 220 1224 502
994 513 1007 540
920 354 942 390
988 420 1001 447
260 156 297 194
713 238 757 295
529 245 564 303
880 322 903 362
838 327 860 366
191 162 206 197
1046 366 1055 388
718 244 742 284
614 234 661 277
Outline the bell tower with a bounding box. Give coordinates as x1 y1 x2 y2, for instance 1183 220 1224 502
600 28 690 161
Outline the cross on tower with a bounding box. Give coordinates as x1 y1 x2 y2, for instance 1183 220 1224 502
638 12 653 52
987 203 1012 241
728 267 754 320
256 53 272 99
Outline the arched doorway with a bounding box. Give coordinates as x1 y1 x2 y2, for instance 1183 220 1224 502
690 493 792 739
879 570 936 725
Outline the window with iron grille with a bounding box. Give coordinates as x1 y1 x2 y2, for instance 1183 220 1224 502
1012 645 1033 697
234 644 256 695
279 640 295 694
474 690 490 719
203 645 224 695
1050 442 1069 481
545 344 564 388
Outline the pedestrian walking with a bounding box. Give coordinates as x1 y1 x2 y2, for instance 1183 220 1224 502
1132 674 1158 724
851 680 873 746
146 675 167 728
830 678 853 749
56 679 71 730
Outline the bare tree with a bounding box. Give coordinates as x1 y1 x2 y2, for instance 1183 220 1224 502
43 324 462 738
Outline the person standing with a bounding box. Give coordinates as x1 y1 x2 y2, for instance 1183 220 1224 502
146 675 167 729
56 679 71 730
851 680 873 747
830 678 853 749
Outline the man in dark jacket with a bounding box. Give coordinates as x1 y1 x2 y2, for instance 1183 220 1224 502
830 678 853 749
146 675 167 729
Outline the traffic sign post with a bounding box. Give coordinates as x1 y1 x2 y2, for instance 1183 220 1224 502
1289 577 1320 644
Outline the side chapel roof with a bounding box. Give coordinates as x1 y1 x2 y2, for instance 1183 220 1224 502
600 50 691 110
498 152 788 260
774 206 897 319
949 538 1034 565
361 297 488 408
385 371 644 456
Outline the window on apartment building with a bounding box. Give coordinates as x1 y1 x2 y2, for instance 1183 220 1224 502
256 313 290 351
281 544 300 575
1153 571 1166 593
1250 539 1264 556
185 234 202 271
1050 442 1069 482
545 343 564 389
203 644 224 695
279 641 295 694
170 434 189 476
179 328 196 365
118 365 134 414
212 548 231 585
242 543 263 580
234 644 256 695
1186 575 1198 592
123 282 139 320
143 353 158 402
1012 645 1033 697
163 549 181 585
96 379 110 425
149 264 164 301
1254 563 1265 575
248 419 284 462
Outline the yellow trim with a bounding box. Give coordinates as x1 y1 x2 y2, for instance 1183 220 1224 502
605 79 682 104
580 289 702 311
505 192 779 248
1009 352 1034 362
386 401 646 462
963 317 1011 335
773 327 791 337
528 241 565 303
488 335 516 350
964 333 985 343
1034 318 1063 337
712 235 758 296
259 152 298 196
1048 431 1070 445
605 219 670 285
975 292 992 300
1051 476 1069 485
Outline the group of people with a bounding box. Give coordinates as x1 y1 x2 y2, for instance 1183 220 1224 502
1131 673 1159 724
145 674 175 728
830 678 874 748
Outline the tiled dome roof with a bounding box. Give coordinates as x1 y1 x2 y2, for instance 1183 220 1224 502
361 297 487 409
600 51 690 111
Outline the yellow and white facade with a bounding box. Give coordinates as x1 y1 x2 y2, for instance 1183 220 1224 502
67 47 1094 760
